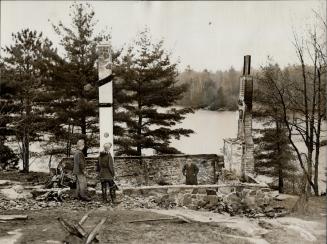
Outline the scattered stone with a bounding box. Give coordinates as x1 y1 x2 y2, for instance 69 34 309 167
191 189 198 194
206 189 217 195
196 188 207 195
258 220 276 229
181 193 192 206
0 180 13 186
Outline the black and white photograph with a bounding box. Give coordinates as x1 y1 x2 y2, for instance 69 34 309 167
0 1 326 243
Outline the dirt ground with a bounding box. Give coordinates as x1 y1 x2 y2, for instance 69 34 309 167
0 171 326 244
1 198 325 244
0 202 326 244
1 207 256 244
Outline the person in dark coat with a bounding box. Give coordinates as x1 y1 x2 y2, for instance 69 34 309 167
97 143 116 203
73 139 91 201
182 159 199 185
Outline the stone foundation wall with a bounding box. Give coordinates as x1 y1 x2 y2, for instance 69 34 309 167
59 154 224 187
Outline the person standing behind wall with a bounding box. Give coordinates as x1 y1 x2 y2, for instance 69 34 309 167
182 159 199 185
73 139 91 201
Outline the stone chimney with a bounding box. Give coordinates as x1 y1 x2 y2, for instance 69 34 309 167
237 55 254 176
98 42 114 155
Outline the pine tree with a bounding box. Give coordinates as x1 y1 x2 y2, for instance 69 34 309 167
114 30 194 155
0 67 20 169
1 29 58 172
254 120 296 193
48 2 110 156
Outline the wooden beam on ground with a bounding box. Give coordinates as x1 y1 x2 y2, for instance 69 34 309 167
58 211 105 244
128 215 192 224
79 209 95 226
85 217 107 244
175 214 192 223
0 215 28 220
128 217 177 223
57 217 84 238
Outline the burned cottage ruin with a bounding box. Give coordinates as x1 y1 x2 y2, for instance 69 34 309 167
223 55 254 179
53 52 277 218
59 50 255 186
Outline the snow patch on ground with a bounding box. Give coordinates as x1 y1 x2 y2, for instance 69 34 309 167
142 208 325 244
220 234 270 244
253 175 274 184
0 180 12 186
285 225 317 242
147 208 268 236
277 217 325 241
0 229 22 244
0 183 33 200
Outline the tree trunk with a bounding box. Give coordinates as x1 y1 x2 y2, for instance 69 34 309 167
137 80 142 156
292 176 295 194
137 115 142 156
81 117 87 156
48 154 53 172
307 58 317 195
22 98 31 173
22 130 29 173
68 125 74 157
314 150 320 195
313 67 322 196
276 120 284 194
278 167 284 193
306 151 313 195
66 123 71 157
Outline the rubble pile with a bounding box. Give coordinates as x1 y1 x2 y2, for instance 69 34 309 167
176 188 289 217
0 189 104 211
0 196 63 211
119 187 290 218
0 179 80 211
120 193 177 209
32 188 71 202
0 176 292 219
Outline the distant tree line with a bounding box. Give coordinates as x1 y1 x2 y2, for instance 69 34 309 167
176 66 240 111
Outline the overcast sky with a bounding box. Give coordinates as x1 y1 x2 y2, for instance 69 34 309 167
1 1 325 72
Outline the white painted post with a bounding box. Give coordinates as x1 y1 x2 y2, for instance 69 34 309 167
97 42 114 155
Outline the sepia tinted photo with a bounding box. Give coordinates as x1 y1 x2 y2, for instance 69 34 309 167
0 1 326 243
